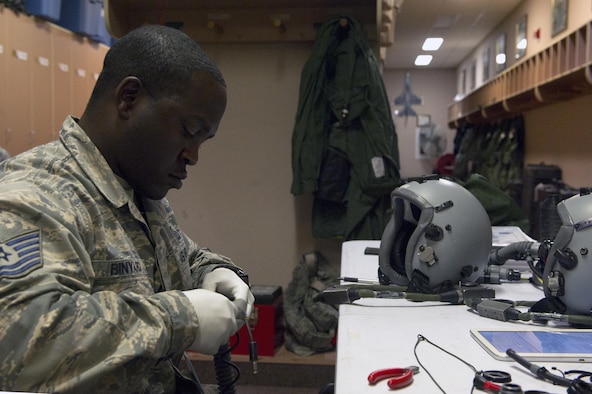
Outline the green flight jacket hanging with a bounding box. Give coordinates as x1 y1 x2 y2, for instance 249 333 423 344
291 15 401 240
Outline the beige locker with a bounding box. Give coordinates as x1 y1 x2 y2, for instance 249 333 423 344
0 11 109 154
51 25 73 132
71 37 94 118
0 8 8 155
30 19 53 146
5 10 34 155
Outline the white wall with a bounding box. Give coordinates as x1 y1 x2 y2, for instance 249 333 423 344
166 42 458 291
382 69 457 178
167 42 343 290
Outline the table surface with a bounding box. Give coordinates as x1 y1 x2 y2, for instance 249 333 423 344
335 240 589 394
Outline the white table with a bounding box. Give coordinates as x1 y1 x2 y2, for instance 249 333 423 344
334 240 588 393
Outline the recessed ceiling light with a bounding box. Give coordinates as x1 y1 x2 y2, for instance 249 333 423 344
415 55 433 66
422 37 444 51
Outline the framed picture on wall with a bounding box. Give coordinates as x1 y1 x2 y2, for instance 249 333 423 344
495 33 506 73
482 47 490 82
417 114 431 127
470 59 476 90
552 0 568 37
515 15 527 59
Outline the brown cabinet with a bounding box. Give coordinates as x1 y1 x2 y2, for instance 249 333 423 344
0 7 109 157
51 25 73 139
0 9 7 151
30 21 53 147
4 10 34 155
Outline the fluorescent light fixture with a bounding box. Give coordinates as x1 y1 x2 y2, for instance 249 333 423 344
415 55 433 66
495 53 506 64
517 38 527 49
422 37 443 51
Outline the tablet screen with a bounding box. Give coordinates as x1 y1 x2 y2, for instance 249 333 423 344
471 328 592 362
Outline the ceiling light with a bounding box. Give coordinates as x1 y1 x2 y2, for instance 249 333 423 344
422 37 443 51
415 55 433 66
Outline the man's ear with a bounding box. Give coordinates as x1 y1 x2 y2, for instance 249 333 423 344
116 76 143 118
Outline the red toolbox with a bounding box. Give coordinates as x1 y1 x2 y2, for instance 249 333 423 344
230 285 284 356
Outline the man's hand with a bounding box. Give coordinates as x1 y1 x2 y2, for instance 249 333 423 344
182 289 239 355
202 268 255 322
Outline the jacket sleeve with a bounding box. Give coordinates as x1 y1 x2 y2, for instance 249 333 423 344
0 185 198 392
151 197 243 288
189 244 247 287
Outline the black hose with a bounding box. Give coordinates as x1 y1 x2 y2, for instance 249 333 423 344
506 349 571 387
489 241 539 266
214 343 239 394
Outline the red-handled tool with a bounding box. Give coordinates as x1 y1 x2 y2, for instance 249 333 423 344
367 366 419 389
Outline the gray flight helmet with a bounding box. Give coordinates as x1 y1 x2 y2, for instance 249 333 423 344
379 177 492 292
543 189 592 315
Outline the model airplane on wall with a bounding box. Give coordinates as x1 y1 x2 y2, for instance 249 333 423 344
393 72 422 118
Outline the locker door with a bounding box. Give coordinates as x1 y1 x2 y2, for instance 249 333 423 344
30 20 53 146
71 37 93 118
0 9 8 154
5 11 34 155
51 25 72 136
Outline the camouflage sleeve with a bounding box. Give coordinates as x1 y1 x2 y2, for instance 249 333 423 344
189 243 241 286
155 198 242 288
0 184 198 392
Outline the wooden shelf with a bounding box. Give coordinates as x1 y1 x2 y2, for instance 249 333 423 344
104 0 384 45
449 20 592 127
189 345 336 388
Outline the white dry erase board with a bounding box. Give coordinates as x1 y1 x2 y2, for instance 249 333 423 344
470 328 592 362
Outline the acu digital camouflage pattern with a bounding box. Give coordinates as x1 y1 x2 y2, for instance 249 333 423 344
0 116 239 393
283 252 339 356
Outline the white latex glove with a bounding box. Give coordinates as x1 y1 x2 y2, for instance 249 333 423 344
182 289 239 355
201 268 255 323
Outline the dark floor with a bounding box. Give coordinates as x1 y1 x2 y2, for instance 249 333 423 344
201 385 322 394
193 357 335 394
235 386 323 394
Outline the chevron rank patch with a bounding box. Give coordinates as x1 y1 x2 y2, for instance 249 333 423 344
0 230 42 279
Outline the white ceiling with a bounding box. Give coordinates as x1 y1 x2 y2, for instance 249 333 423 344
384 0 522 69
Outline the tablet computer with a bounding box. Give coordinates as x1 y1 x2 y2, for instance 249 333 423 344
470 328 592 362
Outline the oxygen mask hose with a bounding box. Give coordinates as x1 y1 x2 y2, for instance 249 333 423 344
213 343 237 394
213 317 259 393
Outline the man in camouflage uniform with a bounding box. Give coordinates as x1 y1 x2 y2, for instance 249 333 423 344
0 25 254 393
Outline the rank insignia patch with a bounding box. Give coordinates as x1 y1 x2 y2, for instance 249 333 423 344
0 231 42 279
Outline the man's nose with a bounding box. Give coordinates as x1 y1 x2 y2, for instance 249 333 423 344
181 146 199 165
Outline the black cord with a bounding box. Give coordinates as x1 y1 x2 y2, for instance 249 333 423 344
565 370 592 381
506 349 571 387
525 254 545 284
569 380 592 394
414 334 479 393
564 370 592 394
214 343 240 394
228 331 240 352
181 352 204 394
